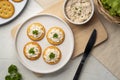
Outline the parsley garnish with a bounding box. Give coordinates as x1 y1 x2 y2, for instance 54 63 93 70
32 30 38 35
5 64 22 80
29 48 35 54
53 33 58 38
49 52 55 59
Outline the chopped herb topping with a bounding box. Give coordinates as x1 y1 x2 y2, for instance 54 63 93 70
75 7 78 10
32 30 38 35
53 33 58 38
29 48 35 54
49 52 55 59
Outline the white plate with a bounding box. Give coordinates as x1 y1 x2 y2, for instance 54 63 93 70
15 14 74 74
0 0 28 26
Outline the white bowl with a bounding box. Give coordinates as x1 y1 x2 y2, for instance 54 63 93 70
63 0 95 25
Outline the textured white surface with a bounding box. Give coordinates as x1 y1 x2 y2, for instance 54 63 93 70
0 0 119 80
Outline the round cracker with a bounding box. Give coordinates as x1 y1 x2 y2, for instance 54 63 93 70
46 27 65 45
27 23 45 41
0 1 14 18
43 46 62 65
23 42 42 60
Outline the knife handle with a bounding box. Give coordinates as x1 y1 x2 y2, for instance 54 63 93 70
73 56 86 80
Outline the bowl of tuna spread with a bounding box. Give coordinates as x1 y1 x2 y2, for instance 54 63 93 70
63 0 94 25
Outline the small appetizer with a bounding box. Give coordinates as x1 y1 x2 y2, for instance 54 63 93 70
46 27 65 45
23 42 41 60
27 23 45 41
43 46 62 65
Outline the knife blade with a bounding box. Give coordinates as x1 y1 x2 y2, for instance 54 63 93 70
73 29 97 80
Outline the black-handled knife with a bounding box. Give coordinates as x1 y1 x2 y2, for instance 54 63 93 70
73 29 97 80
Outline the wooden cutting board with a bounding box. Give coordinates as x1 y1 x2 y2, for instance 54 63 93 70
11 0 107 58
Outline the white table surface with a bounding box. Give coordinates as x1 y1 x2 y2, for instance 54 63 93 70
0 0 119 80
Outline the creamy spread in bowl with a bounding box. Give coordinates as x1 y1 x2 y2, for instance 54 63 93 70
64 0 94 25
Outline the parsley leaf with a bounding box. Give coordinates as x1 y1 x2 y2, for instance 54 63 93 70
53 33 58 38
8 64 18 74
32 30 38 35
5 64 22 80
29 48 35 54
49 52 55 59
